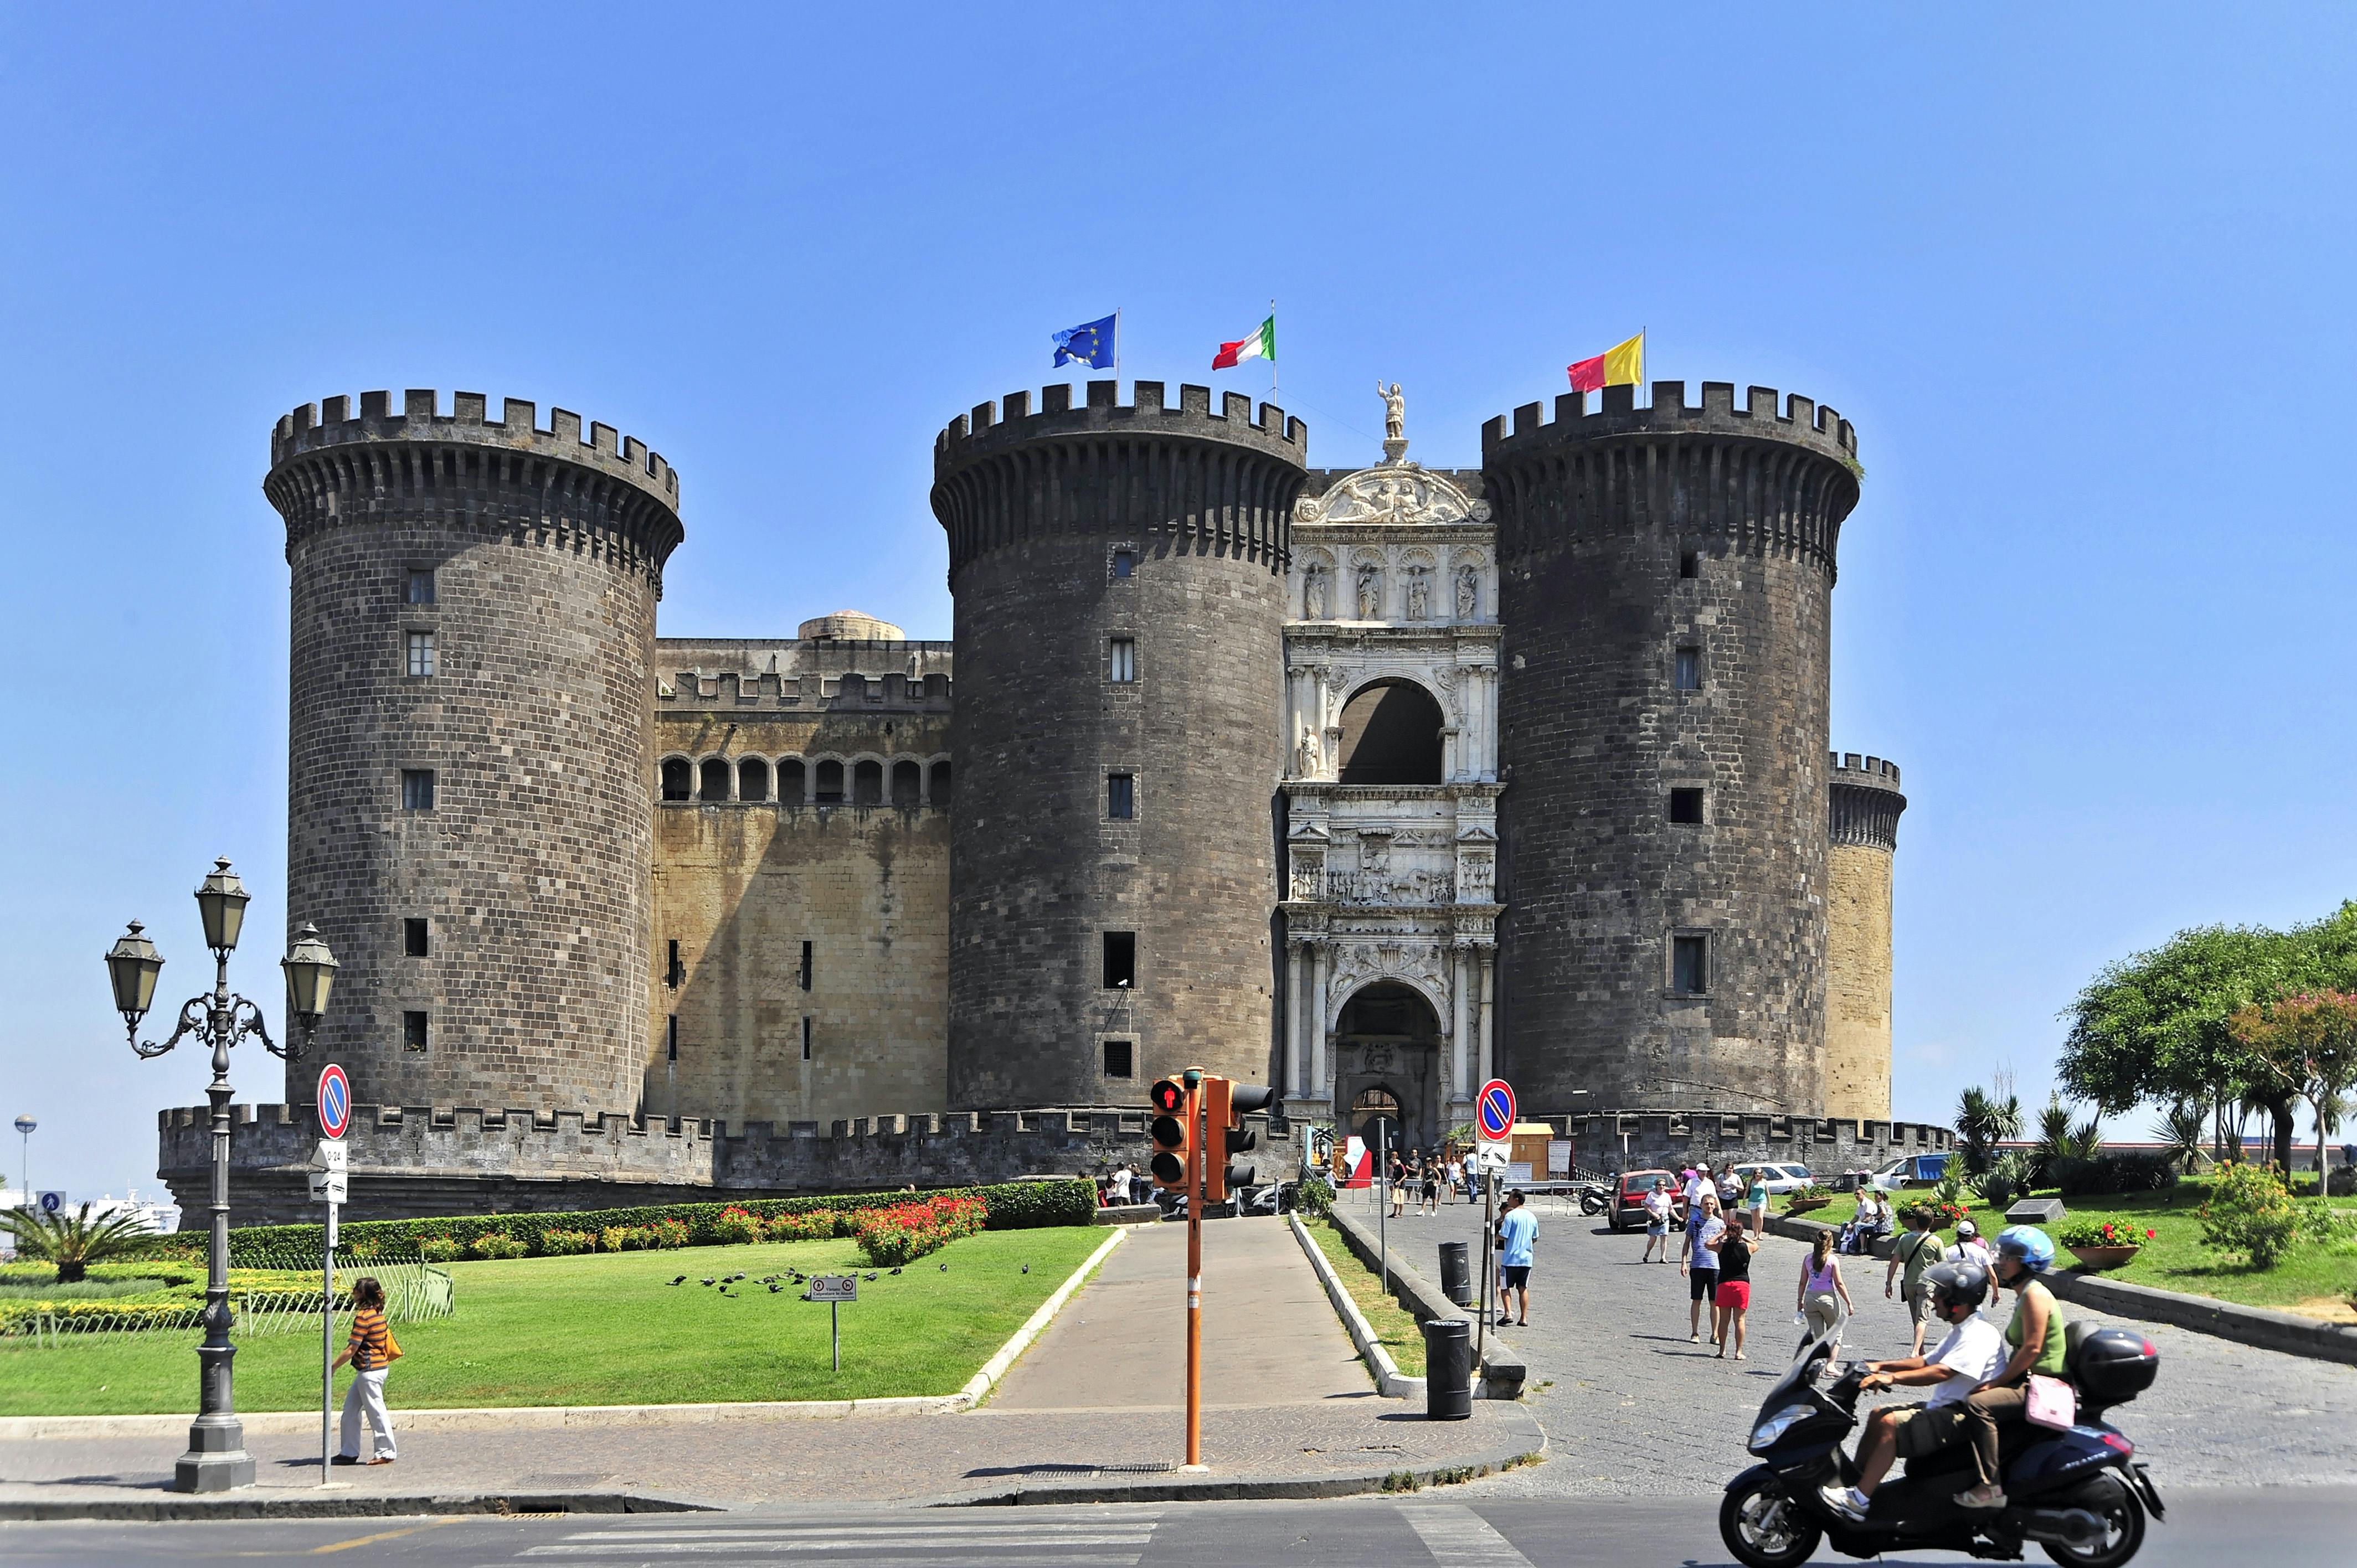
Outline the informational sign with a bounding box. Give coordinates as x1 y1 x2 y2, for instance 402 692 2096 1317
807 1273 858 1302
316 1064 352 1139
1547 1139 1573 1177
1476 1079 1516 1144
307 1141 347 1204
37 1190 65 1215
1506 1163 1533 1185
1474 1145 1509 1174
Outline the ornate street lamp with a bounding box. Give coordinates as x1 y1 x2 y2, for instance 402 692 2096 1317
104 859 335 1494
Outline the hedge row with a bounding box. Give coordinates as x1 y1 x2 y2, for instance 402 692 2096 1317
146 1179 1094 1262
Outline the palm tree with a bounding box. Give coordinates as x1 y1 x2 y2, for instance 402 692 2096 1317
2034 1095 2076 1184
1955 1084 2025 1176
2150 1102 2208 1173
0 1201 159 1284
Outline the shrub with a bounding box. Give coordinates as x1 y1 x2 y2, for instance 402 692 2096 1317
711 1207 763 1246
2199 1163 2302 1268
851 1195 989 1267
539 1229 595 1256
1296 1173 1335 1219
638 1218 691 1250
2055 1152 2180 1196
2299 1203 2357 1247
418 1236 462 1264
763 1210 839 1242
1897 1199 1970 1231
598 1226 634 1254
468 1232 527 1260
1972 1153 2035 1211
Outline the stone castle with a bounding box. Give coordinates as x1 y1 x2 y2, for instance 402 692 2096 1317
161 377 1943 1222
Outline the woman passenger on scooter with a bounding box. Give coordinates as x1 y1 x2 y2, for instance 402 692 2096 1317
1953 1226 2069 1512
1818 1260 2008 1523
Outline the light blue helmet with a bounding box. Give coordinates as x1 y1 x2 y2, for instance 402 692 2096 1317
1996 1225 2056 1273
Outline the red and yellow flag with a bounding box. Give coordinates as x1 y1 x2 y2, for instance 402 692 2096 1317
1567 331 1644 393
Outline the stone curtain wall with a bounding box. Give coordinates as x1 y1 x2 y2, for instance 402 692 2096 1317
932 382 1304 1105
1824 755 1907 1121
269 391 682 1116
1486 383 1860 1117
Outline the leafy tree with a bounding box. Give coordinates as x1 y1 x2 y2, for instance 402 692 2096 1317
2228 991 2357 1194
0 1201 159 1284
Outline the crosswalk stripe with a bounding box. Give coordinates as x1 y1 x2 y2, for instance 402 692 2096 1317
560 1523 1155 1541
1397 1503 1535 1567
510 1557 1143 1567
524 1543 1149 1557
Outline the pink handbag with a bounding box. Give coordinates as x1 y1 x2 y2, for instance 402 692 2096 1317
2024 1373 2078 1431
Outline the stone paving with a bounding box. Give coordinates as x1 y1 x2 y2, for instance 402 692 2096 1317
1331 1184 2357 1498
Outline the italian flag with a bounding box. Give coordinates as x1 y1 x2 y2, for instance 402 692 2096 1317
1212 316 1275 370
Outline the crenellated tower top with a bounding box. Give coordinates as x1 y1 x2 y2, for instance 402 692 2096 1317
1829 751 1908 851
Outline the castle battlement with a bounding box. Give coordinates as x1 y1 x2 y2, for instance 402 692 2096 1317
271 389 678 506
1831 751 1903 791
1481 380 1856 462
656 636 955 711
1830 750 1908 851
936 379 1305 463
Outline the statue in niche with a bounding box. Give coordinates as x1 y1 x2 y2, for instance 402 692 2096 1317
1303 562 1329 620
1295 716 1322 777
1377 381 1405 443
1455 565 1479 620
1356 565 1382 620
1405 567 1430 620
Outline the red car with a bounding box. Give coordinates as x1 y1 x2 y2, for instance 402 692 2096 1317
1609 1169 1686 1232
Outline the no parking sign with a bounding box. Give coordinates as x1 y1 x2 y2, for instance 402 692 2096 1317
316 1063 351 1139
1476 1078 1516 1144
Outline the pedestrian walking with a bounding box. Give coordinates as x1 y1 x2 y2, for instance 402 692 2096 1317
1495 1189 1537 1327
1885 1206 1944 1356
1798 1229 1855 1348
1445 1153 1463 1203
1710 1212 1759 1359
1641 1178 1676 1263
1744 1168 1768 1234
330 1276 400 1466
1421 1149 1441 1215
1681 1190 1724 1344
1946 1218 1995 1276
1389 1149 1407 1218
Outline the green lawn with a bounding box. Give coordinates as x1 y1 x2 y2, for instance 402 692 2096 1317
1306 1219 1424 1377
1781 1185 2357 1317
0 1226 1105 1417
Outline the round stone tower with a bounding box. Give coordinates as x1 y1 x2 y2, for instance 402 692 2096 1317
1825 752 1907 1121
930 380 1305 1106
1484 381 1861 1115
266 390 684 1115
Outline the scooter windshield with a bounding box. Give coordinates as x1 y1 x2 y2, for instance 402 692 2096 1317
1754 1328 1838 1420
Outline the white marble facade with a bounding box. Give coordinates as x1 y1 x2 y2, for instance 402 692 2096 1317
1281 451 1502 1151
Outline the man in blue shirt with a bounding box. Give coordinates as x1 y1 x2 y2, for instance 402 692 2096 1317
1496 1189 1538 1327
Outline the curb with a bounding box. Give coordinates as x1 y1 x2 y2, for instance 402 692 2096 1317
1766 1213 2357 1366
1289 1212 1422 1400
0 1490 718 1522
1324 1207 1526 1397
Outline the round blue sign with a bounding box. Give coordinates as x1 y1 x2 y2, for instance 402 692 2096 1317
317 1064 352 1139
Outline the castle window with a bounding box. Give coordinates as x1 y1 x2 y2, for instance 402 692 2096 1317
1103 1038 1135 1078
666 1014 678 1062
698 759 731 801
666 938 682 989
779 757 806 803
400 769 435 811
1112 549 1136 579
1102 931 1136 990
891 759 922 807
403 918 429 957
853 759 884 804
815 760 845 803
802 1015 812 1061
1107 773 1135 820
1109 638 1136 683
405 630 436 678
403 1010 429 1052
928 760 953 805
1672 933 1710 995
1336 680 1444 786
1679 551 1699 580
799 940 813 992
738 757 770 802
405 568 436 605
1670 787 1705 824
661 757 692 801
1675 647 1701 691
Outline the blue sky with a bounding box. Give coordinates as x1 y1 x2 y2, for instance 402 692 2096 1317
4 6 2352 1201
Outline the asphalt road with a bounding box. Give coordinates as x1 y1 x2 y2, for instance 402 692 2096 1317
3 1487 2350 1566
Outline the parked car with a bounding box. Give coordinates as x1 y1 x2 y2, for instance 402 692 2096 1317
1609 1169 1683 1232
1728 1161 1814 1195
1866 1152 1951 1190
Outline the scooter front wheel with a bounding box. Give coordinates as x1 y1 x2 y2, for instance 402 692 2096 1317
2040 1476 2147 1568
1718 1474 1822 1568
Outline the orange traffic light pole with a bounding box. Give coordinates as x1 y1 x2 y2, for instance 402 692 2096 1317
1182 1065 1205 1469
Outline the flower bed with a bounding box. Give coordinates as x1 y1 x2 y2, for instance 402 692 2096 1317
851 1195 989 1267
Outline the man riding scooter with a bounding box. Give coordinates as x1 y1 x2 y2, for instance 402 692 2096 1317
1819 1260 2008 1523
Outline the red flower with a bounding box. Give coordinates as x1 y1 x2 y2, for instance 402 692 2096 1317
2145 1229 2156 1240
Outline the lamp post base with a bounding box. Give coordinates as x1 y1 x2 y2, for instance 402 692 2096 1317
174 1414 255 1492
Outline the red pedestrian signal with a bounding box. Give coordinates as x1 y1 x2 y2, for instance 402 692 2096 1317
1148 1079 1192 1189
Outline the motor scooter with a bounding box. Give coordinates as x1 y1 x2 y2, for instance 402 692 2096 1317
1573 1181 1610 1216
1721 1322 2164 1567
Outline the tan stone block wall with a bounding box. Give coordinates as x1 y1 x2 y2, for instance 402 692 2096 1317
647 711 949 1127
1824 841 1893 1121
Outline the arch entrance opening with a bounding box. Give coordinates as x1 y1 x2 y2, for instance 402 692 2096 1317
1336 680 1444 785
1333 979 1445 1157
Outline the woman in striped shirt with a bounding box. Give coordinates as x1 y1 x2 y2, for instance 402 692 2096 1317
330 1276 400 1465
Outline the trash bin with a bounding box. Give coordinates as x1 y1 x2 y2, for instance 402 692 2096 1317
1422 1317 1472 1420
1437 1240 1472 1307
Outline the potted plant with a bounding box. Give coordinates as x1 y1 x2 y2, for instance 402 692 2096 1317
1785 1182 1833 1214
2061 1217 2153 1270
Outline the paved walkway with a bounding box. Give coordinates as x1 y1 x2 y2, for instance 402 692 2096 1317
0 1218 1539 1514
1331 1184 2357 1498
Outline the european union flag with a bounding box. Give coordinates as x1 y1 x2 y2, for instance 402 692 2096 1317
1052 312 1118 370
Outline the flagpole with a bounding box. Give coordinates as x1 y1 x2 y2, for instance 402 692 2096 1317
1270 298 1278 399
1115 307 1123 380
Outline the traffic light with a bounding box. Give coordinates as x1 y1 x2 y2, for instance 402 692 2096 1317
1147 1077 1192 1190
1202 1078 1281 1203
